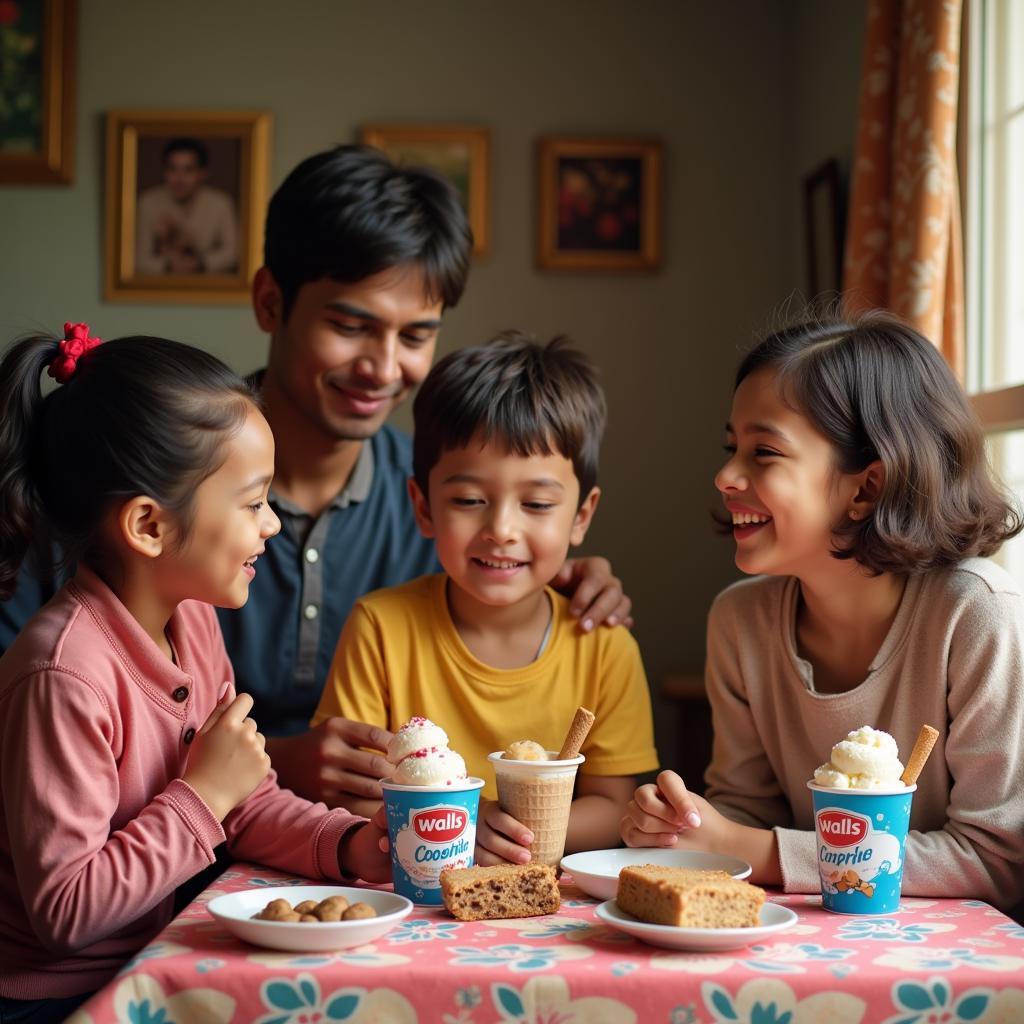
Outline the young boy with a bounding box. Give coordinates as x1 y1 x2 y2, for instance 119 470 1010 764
313 332 658 862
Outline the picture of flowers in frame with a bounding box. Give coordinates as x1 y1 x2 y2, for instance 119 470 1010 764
0 0 76 184
103 109 271 303
537 136 662 271
360 123 489 258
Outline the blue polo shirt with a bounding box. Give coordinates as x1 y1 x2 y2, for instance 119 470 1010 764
216 423 439 736
0 424 439 739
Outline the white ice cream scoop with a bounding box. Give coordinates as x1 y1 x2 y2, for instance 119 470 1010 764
391 746 467 786
813 726 904 788
387 717 449 765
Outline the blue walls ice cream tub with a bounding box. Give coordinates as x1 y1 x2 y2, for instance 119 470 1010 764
808 782 915 914
381 778 484 905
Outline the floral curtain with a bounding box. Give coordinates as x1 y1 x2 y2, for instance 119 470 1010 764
843 0 965 377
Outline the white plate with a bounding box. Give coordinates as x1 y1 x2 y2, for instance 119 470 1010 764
207 885 413 952
560 848 752 901
595 899 798 951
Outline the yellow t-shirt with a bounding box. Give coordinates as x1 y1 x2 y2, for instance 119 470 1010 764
313 573 659 799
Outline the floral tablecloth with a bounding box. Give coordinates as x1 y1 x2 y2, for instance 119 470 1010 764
72 863 1024 1024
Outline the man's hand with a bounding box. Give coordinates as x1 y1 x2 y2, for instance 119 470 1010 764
552 556 633 631
474 797 535 866
265 717 393 811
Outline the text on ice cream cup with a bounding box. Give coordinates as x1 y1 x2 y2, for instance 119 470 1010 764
381 777 484 905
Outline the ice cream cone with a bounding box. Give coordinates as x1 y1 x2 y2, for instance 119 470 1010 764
489 751 584 867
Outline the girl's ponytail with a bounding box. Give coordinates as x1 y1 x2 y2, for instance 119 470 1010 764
0 335 61 599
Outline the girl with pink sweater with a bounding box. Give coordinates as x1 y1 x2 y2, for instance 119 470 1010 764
0 325 390 1021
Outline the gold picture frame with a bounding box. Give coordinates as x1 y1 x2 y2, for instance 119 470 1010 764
360 123 489 258
537 136 662 272
104 109 271 303
0 0 76 185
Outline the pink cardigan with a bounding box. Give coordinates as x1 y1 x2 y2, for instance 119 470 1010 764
0 567 364 999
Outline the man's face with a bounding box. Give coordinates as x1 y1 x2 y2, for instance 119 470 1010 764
260 265 444 442
163 149 205 203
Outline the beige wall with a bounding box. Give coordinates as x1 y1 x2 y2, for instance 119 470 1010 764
0 0 865 775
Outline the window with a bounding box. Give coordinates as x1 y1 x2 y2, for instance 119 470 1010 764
966 0 1024 579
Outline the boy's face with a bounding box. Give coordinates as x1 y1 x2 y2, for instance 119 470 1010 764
257 264 444 442
410 437 600 610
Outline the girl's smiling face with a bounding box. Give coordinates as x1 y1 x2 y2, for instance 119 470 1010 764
715 367 862 581
166 405 281 609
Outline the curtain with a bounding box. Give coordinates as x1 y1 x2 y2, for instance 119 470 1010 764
843 0 965 377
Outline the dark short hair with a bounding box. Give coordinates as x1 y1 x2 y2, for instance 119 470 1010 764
728 310 1022 574
264 145 473 320
162 137 209 168
412 331 606 507
0 334 255 597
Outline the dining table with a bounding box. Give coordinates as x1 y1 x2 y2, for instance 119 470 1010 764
71 861 1024 1024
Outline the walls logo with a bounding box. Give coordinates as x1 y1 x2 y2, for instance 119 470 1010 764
816 809 869 847
413 806 467 844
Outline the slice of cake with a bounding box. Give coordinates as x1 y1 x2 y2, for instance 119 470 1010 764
440 863 561 921
616 865 765 928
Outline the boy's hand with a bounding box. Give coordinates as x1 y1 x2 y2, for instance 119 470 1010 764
553 556 633 631
620 770 705 848
474 797 535 866
183 689 271 821
265 718 394 810
338 806 392 884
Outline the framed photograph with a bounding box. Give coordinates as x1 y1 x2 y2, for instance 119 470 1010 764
0 0 76 184
104 109 271 303
537 137 662 271
360 123 489 258
802 158 844 297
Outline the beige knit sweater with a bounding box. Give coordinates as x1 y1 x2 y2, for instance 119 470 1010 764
704 558 1024 915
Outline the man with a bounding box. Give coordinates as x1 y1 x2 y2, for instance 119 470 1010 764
230 146 631 811
0 146 631 813
136 137 239 274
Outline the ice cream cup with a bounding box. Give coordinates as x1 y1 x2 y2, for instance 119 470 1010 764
381 777 485 905
807 781 916 915
488 751 584 868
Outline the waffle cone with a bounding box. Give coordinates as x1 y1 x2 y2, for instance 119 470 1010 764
496 772 576 867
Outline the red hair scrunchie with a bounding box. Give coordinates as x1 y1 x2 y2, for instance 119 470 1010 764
48 322 103 384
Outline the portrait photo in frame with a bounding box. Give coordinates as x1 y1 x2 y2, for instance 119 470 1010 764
537 136 662 271
0 0 76 185
360 123 489 258
104 109 270 303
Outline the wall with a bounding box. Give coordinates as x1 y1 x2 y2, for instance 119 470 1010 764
0 0 866 775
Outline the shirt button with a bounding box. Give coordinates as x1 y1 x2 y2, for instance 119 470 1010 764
183 727 196 744
172 686 189 702
304 604 318 620
305 548 319 564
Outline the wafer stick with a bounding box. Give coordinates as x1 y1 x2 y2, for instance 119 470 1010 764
900 724 939 785
557 706 595 760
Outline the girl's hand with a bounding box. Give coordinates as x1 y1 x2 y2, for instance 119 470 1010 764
474 797 535 866
620 770 705 847
339 806 392 883
183 690 271 821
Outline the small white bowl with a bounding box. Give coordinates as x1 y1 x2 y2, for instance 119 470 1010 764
560 848 752 901
207 885 413 952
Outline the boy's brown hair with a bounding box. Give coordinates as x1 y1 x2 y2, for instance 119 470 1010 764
412 331 606 506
